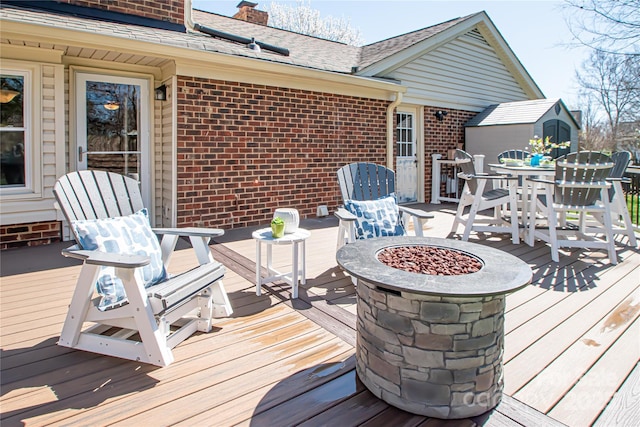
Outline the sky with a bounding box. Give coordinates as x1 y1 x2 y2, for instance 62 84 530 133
192 0 590 109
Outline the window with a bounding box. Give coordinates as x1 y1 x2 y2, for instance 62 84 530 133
0 72 28 189
396 112 414 157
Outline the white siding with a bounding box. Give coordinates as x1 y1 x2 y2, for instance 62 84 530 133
385 30 529 111
0 60 64 225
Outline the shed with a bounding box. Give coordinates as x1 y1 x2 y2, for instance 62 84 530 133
464 98 581 165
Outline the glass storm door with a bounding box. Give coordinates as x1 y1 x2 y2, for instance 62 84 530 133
396 111 418 203
76 73 150 207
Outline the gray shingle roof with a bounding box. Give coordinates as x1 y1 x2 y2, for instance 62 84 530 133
1 3 480 76
359 15 474 69
465 98 563 127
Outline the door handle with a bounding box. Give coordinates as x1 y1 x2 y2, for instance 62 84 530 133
78 146 84 161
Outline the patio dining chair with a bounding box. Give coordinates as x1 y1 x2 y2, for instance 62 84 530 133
334 162 434 249
526 151 617 264
451 149 521 244
54 170 233 366
497 149 530 162
581 151 637 247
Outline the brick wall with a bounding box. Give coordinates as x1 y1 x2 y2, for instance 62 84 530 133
176 76 388 229
62 0 185 26
0 221 61 250
423 107 476 202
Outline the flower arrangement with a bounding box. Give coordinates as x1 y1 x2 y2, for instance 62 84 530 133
528 136 570 155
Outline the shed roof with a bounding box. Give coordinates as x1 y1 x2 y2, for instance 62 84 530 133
465 98 579 127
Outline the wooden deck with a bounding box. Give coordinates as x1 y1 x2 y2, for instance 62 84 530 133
1 203 638 426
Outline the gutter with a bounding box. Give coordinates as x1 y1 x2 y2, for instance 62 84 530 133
386 92 403 169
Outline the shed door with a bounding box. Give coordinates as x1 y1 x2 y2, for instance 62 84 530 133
396 112 417 203
543 120 571 158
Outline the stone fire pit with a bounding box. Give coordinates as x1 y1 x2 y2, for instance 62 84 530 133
336 236 532 419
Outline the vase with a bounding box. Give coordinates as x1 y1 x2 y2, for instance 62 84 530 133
271 222 285 238
274 208 299 233
530 153 544 167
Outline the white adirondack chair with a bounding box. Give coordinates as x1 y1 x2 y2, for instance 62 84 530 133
54 170 233 366
334 162 434 249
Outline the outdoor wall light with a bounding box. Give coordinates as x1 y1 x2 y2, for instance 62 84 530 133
155 84 167 101
434 110 448 121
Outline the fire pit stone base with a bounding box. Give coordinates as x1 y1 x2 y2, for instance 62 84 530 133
356 278 505 418
337 237 532 419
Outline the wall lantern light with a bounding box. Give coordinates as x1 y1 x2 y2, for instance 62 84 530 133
155 84 167 101
434 110 448 121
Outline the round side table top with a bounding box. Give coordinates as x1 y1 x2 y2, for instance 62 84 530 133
252 228 310 244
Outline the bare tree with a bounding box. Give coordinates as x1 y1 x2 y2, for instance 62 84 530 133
576 90 612 151
266 0 364 46
576 51 639 148
563 0 640 55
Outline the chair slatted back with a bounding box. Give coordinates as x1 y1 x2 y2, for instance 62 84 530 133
607 151 631 202
610 151 631 179
454 149 479 194
337 163 395 202
497 149 530 161
498 149 530 185
553 152 613 206
54 170 145 242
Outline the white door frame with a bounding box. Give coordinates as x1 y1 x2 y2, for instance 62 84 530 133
396 106 424 203
74 71 152 209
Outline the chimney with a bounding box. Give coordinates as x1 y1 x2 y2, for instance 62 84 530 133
233 1 268 26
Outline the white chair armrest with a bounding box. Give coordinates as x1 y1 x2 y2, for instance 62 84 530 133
398 206 434 220
334 207 356 222
152 227 225 238
62 246 150 268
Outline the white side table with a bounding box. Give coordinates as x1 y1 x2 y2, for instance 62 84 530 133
252 227 310 299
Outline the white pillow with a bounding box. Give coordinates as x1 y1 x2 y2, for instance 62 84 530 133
344 194 405 239
72 208 167 310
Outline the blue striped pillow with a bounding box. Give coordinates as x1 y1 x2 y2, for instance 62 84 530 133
72 208 167 310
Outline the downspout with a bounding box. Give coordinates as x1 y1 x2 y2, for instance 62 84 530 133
386 92 403 169
184 0 195 31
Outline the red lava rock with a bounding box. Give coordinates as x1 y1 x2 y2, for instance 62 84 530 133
377 246 482 276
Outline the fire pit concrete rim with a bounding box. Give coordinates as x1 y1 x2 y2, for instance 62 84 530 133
336 236 532 297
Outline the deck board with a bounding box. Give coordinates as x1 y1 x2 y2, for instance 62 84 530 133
1 204 638 426
594 361 640 427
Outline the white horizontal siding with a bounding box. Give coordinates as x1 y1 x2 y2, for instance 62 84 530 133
1 61 65 226
386 30 529 110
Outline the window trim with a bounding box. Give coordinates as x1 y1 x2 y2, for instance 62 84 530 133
0 63 41 199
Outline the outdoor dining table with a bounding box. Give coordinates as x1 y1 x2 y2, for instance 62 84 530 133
489 163 556 245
